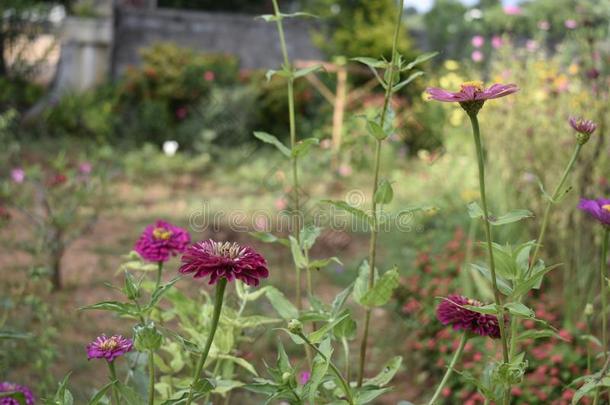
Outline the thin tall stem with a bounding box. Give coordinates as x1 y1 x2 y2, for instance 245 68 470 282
154 261 163 291
508 143 583 359
357 0 404 387
467 114 510 399
148 351 155 405
600 228 609 362
427 332 468 405
107 361 120 405
185 278 227 405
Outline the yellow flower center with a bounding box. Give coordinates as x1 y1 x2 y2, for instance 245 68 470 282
100 337 118 351
461 81 484 91
603 204 610 213
153 227 172 240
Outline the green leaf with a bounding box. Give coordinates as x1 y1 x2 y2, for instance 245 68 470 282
353 261 373 304
364 356 402 386
323 200 371 225
366 119 389 140
292 137 319 157
231 315 281 328
489 210 534 226
354 386 393 404
147 277 181 310
159 379 215 404
217 354 258 376
403 52 438 70
50 372 73 405
464 303 498 315
358 267 399 308
392 71 424 92
467 201 484 219
517 329 560 342
78 300 139 317
87 381 114 405
504 302 534 318
289 236 308 269
489 243 518 280
511 263 561 297
253 131 291 157
293 64 323 79
374 180 394 205
308 312 350 344
352 57 388 69
331 284 353 315
303 338 333 403
249 231 290 247
333 314 357 340
471 263 513 295
266 287 299 319
0 330 30 340
115 382 143 405
300 224 322 251
309 257 342 270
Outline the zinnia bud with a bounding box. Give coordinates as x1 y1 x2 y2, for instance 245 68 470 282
569 117 597 145
288 319 303 335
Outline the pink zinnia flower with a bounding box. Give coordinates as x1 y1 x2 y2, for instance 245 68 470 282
0 382 35 405
491 35 503 49
299 371 311 385
87 334 133 362
204 70 215 82
436 295 501 338
526 40 538 52
10 168 25 184
134 220 191 263
426 81 518 115
578 198 610 227
471 35 485 48
503 5 522 15
569 117 597 136
471 50 484 62
179 240 269 286
79 162 92 175
565 19 578 29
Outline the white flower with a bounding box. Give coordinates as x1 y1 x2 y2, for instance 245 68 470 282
162 140 179 157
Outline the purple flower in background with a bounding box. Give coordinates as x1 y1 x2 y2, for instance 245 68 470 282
565 19 578 29
299 371 311 385
0 382 35 405
471 35 484 48
10 168 25 184
436 295 501 338
471 50 484 63
427 82 518 109
578 198 610 227
179 240 269 286
87 334 133 362
134 220 191 263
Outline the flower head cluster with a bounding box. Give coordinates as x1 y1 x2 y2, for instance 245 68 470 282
436 295 501 338
134 220 191 262
87 334 133 362
569 117 597 145
426 81 518 115
578 198 610 227
179 240 269 286
0 382 35 405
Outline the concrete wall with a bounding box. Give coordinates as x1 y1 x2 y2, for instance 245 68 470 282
112 7 323 75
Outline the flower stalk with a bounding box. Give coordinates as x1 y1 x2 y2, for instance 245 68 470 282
148 350 155 405
185 278 227 405
427 331 469 405
357 0 404 387
108 361 120 405
467 113 511 405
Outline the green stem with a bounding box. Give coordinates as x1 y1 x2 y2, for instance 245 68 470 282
600 228 609 362
108 361 120 405
300 333 354 405
427 332 468 405
148 351 155 405
185 278 227 405
155 261 163 291
342 337 351 382
467 113 510 405
357 0 404 387
508 143 583 359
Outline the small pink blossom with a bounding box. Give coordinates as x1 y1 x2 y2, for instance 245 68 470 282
471 35 484 48
78 162 92 175
10 168 25 184
338 164 352 177
565 19 578 29
526 40 538 52
274 197 288 210
491 35 503 49
471 50 484 62
203 70 215 82
538 20 550 30
299 371 311 385
503 5 522 15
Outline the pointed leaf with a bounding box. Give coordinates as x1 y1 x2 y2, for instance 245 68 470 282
253 132 291 157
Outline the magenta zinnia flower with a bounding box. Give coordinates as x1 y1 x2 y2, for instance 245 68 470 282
87 334 133 362
436 295 501 339
0 382 35 405
578 198 610 227
427 82 518 104
569 117 597 135
134 220 190 262
179 240 269 286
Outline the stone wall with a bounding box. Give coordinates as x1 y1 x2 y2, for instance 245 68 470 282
112 6 323 75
